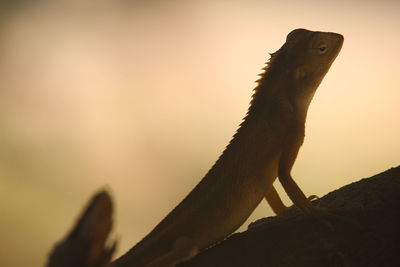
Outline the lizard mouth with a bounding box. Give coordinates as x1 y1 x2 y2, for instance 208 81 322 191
334 34 344 51
329 32 344 52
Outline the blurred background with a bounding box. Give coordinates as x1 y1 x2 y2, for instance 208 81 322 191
0 0 399 266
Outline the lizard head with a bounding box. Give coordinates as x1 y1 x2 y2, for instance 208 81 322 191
283 28 344 109
285 29 343 82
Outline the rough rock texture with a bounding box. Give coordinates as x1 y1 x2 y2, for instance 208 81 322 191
179 166 400 267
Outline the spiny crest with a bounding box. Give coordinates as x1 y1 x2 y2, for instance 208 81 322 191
255 50 283 86
206 45 286 169
250 46 286 107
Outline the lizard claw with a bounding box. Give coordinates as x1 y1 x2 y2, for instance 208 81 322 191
307 194 319 201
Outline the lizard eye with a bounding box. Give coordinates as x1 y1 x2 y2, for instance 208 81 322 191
318 44 328 54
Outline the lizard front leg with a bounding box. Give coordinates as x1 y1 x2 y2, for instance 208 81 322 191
277 134 362 233
265 184 318 215
265 185 288 215
277 129 316 215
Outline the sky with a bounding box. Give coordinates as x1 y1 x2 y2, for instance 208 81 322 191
0 0 399 266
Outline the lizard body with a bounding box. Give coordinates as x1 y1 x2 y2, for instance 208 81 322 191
114 29 343 267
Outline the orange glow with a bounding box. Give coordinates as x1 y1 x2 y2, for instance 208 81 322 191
0 1 399 266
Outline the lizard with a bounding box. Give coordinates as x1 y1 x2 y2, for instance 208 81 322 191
113 28 344 267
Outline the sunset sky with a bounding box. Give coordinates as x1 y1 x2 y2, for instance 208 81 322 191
0 1 399 266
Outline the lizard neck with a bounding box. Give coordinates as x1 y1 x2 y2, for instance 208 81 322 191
206 73 289 179
207 47 310 177
248 47 307 131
